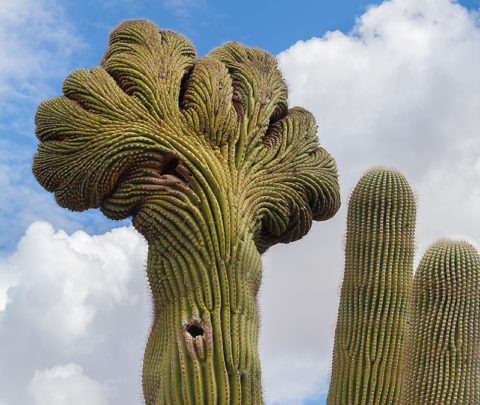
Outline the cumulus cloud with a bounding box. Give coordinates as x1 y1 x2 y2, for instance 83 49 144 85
28 363 111 405
279 0 480 183
5 222 142 343
0 258 18 312
262 356 330 405
0 222 150 405
257 0 480 402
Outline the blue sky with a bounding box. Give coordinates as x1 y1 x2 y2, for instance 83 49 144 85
1 1 479 404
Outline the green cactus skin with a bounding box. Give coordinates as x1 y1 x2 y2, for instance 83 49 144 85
32 20 340 404
327 167 416 405
400 240 480 404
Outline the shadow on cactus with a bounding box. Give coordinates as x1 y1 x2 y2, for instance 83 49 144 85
32 20 340 404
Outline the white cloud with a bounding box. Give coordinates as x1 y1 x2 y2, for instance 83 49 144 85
279 0 480 183
28 363 111 405
0 222 149 405
3 222 145 344
0 259 18 312
262 356 330 405
257 0 480 402
259 219 343 405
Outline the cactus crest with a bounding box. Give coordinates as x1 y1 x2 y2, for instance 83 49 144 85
400 240 480 404
328 167 416 405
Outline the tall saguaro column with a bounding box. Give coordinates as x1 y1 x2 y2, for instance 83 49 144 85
400 240 480 404
328 167 416 405
32 20 340 404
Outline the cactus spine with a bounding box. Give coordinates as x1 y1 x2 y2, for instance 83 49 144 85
400 240 480 404
328 167 416 405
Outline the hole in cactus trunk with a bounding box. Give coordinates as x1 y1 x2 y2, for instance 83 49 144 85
161 156 189 184
186 322 204 338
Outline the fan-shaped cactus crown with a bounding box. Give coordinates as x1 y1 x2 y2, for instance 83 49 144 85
33 19 340 251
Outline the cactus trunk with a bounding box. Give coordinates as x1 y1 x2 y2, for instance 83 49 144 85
142 231 263 404
400 240 480 404
328 168 416 405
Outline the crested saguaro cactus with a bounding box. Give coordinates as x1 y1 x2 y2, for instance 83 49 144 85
400 240 480 404
32 20 340 404
328 167 416 405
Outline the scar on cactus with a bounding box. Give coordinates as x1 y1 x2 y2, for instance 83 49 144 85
328 167 416 405
32 19 340 404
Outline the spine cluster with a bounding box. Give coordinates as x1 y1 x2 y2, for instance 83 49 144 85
328 168 416 405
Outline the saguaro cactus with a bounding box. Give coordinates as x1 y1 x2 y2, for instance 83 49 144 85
327 167 416 405
32 20 340 404
400 240 480 404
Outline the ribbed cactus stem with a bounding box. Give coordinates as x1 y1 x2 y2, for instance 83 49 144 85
142 234 263 404
328 167 416 405
31 20 341 404
400 240 480 404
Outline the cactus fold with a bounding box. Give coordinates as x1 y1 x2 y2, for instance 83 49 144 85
400 240 480 404
327 167 416 405
32 20 340 404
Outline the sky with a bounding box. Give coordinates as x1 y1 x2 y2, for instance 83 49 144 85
0 0 479 404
